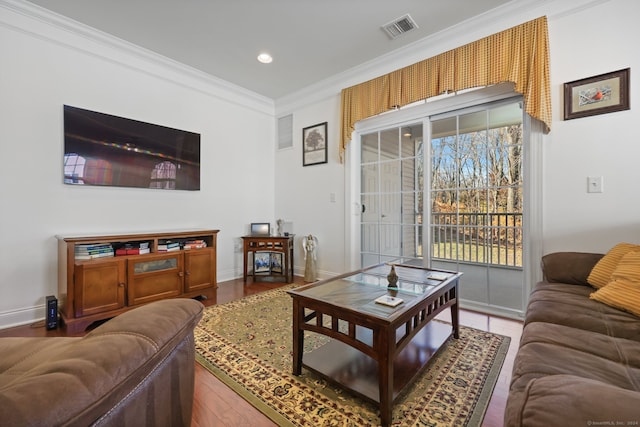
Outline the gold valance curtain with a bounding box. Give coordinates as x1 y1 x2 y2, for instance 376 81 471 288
340 16 551 161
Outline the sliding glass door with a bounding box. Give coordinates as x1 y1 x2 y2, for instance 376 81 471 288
429 98 524 315
358 96 526 317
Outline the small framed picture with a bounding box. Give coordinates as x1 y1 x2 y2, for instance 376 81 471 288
270 252 283 274
303 122 328 166
254 252 271 273
564 68 630 120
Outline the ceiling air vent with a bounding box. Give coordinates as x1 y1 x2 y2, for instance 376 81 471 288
382 14 418 39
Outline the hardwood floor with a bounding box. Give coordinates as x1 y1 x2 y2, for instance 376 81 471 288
0 277 522 427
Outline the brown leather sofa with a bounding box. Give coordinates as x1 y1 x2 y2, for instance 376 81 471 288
0 298 203 427
504 252 640 426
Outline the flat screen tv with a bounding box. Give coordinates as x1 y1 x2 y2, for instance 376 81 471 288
63 105 200 190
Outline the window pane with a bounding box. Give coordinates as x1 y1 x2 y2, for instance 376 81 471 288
361 223 379 253
431 135 456 190
361 164 378 193
401 158 418 192
361 132 378 163
401 124 422 157
380 224 401 256
402 192 419 225
402 225 422 258
380 160 400 193
380 193 400 223
361 194 378 223
380 128 399 160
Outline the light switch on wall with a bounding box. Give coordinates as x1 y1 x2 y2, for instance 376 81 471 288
587 176 603 193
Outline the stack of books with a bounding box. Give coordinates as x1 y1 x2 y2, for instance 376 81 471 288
75 243 114 260
157 240 181 252
115 242 151 256
182 239 207 250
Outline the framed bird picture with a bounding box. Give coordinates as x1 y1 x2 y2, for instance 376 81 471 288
564 68 630 120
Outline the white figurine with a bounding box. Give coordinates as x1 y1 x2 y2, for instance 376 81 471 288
276 219 284 236
302 234 318 282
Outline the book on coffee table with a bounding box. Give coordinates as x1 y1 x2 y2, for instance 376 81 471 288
374 295 404 307
427 272 450 281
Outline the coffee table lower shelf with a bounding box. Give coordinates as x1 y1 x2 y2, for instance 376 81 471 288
301 320 453 405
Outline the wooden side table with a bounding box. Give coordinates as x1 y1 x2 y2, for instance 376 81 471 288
242 235 295 283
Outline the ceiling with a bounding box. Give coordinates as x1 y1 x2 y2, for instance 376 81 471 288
26 0 512 100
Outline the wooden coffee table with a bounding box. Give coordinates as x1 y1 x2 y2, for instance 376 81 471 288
287 263 461 427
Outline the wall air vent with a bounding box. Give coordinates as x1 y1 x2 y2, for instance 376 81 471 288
382 14 418 39
277 114 293 150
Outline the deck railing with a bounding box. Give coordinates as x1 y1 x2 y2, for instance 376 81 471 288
431 212 523 267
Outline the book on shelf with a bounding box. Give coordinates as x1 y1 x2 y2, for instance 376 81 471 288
127 247 150 255
75 243 114 259
75 243 112 252
75 249 115 260
157 241 180 251
76 249 113 256
183 239 207 250
116 242 151 256
116 247 151 256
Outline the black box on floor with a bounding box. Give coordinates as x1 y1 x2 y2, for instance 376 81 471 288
46 295 57 330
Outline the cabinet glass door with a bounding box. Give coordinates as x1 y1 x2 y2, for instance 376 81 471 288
127 253 184 305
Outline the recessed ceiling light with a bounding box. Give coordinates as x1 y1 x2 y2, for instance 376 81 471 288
257 53 273 64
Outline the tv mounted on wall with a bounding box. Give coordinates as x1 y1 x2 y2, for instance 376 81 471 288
63 105 201 191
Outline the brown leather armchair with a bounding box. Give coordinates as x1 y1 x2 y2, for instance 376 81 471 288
0 298 203 426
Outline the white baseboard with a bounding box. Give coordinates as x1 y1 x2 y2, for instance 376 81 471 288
0 304 45 330
459 299 525 321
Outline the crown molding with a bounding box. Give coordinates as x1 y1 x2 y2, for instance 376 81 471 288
0 0 274 115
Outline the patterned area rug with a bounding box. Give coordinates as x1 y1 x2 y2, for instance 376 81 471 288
195 286 510 426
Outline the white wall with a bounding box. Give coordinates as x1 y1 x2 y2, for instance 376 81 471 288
275 0 640 279
0 2 276 327
543 0 640 252
274 95 346 277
